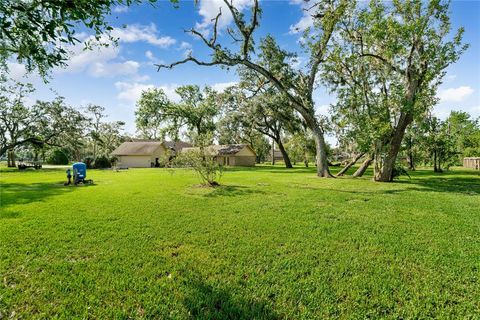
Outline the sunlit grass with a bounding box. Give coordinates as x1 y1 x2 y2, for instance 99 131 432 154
1 165 479 318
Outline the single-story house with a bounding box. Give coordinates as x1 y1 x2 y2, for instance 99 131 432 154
182 144 257 167
266 149 284 162
112 140 192 168
463 157 480 170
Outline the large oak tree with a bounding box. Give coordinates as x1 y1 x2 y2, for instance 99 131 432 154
329 0 467 181
157 0 350 177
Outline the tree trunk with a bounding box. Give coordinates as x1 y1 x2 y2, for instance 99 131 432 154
311 126 332 177
276 139 293 168
374 112 413 182
293 102 331 177
7 149 16 167
353 154 373 177
406 135 415 170
433 149 438 172
271 139 275 166
336 152 365 177
407 149 415 170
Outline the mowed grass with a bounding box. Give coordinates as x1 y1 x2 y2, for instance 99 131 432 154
0 165 479 319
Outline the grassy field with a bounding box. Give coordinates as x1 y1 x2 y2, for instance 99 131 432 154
0 165 479 319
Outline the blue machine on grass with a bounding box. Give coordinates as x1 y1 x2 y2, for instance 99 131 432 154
72 162 91 185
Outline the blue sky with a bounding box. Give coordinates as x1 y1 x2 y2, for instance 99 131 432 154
11 0 480 142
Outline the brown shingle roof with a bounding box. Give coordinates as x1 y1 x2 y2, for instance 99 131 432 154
112 140 193 156
182 144 253 156
112 141 163 156
163 141 193 153
213 144 248 155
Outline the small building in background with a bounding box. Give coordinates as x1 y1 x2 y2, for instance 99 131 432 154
266 149 284 162
463 157 480 170
112 141 191 168
182 144 257 167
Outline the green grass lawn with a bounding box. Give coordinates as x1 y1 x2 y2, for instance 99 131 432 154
1 165 479 319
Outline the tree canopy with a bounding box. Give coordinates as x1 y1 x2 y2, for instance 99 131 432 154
0 0 169 77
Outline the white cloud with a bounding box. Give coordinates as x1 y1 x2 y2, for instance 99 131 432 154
6 61 28 80
115 81 155 103
433 104 480 120
144 50 164 65
115 82 180 103
89 60 140 78
316 104 330 115
7 24 174 80
113 6 129 13
289 14 314 34
438 86 474 103
177 41 193 58
59 36 119 75
133 74 151 82
179 42 192 50
145 50 155 61
111 24 176 48
288 1 315 34
211 81 237 92
159 85 181 102
195 0 252 35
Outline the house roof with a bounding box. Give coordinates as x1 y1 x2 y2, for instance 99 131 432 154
182 144 256 156
213 144 250 155
112 140 193 156
163 141 193 153
112 141 163 156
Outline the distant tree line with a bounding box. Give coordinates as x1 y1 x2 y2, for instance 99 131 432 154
2 0 479 182
0 78 127 168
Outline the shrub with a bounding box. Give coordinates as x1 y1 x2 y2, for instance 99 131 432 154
392 165 411 180
94 156 112 169
175 147 223 186
110 156 118 166
83 157 94 169
46 149 69 165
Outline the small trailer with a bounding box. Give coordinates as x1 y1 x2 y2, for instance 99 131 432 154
17 160 42 170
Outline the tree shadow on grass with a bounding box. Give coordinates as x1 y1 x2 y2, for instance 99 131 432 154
203 185 267 198
225 165 315 175
0 182 96 215
395 174 480 196
327 172 479 196
183 279 279 320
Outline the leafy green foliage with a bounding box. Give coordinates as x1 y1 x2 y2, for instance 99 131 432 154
391 164 411 180
0 0 163 77
216 87 271 163
135 88 169 140
83 156 94 169
94 156 112 169
174 133 224 187
135 86 219 144
0 80 88 160
46 149 69 165
326 0 467 181
446 111 480 161
175 149 224 187
158 1 349 177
